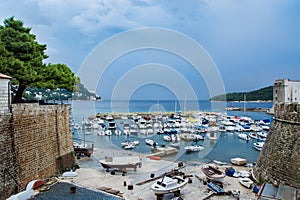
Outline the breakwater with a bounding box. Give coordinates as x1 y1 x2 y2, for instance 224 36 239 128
254 103 300 188
0 103 75 199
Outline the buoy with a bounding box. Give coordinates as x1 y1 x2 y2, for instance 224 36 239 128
70 186 76 193
150 173 155 178
123 181 127 186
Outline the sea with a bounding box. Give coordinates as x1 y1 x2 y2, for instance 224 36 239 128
71 100 273 165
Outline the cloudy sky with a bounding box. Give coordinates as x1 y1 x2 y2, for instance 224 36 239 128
1 0 300 100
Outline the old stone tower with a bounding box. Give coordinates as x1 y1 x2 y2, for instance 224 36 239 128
254 79 300 189
0 73 75 198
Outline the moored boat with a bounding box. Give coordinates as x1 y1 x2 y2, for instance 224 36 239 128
253 142 264 151
231 157 247 166
238 133 250 141
185 145 203 152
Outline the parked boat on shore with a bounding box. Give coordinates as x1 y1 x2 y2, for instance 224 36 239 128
201 164 225 183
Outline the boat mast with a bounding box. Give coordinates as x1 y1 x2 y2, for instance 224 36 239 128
244 94 246 116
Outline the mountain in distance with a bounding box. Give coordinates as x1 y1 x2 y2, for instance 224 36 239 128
210 86 273 102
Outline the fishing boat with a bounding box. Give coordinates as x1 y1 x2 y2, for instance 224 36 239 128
185 145 203 152
99 156 142 172
151 174 189 195
201 164 225 183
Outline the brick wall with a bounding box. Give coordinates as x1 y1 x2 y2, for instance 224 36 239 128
0 103 75 198
254 103 300 188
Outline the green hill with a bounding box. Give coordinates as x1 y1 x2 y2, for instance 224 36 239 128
210 86 273 101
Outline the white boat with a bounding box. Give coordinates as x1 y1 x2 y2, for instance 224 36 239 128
238 133 250 141
257 131 268 138
105 130 112 136
185 145 203 152
115 129 121 135
253 142 264 151
74 123 81 130
97 130 105 136
248 132 259 140
124 143 136 150
239 177 254 189
121 140 139 147
163 135 172 142
62 171 78 177
151 175 189 195
261 125 270 131
145 138 157 146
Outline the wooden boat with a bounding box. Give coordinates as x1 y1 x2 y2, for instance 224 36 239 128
99 156 142 172
151 175 189 195
201 164 225 183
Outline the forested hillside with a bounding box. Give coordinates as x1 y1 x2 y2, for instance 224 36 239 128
210 86 273 101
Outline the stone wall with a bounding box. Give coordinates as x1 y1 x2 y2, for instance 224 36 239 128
0 113 19 198
254 103 300 188
0 103 75 198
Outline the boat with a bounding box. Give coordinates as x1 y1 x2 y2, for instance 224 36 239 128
121 140 139 147
115 129 122 135
74 123 81 130
201 164 225 183
97 130 105 136
231 157 247 166
207 182 225 194
238 133 250 141
145 138 157 146
185 145 203 152
171 142 180 148
151 174 189 195
163 135 172 142
123 143 136 150
105 130 112 136
179 133 196 141
248 132 259 140
99 156 142 172
257 131 268 138
253 142 264 151
239 177 254 189
62 171 78 177
73 142 94 157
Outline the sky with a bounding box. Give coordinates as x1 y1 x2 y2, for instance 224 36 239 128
1 0 300 100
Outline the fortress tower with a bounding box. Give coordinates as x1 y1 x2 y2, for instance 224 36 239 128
254 79 300 188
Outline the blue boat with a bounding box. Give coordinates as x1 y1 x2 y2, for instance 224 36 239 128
207 182 225 194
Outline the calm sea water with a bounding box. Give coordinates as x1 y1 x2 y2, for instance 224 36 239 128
72 100 273 164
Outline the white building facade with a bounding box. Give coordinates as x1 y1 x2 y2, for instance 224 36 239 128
274 79 300 104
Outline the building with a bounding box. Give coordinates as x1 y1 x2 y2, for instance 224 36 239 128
273 79 300 104
0 73 12 113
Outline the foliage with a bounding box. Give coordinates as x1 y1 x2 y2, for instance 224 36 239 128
210 86 273 101
0 17 77 102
